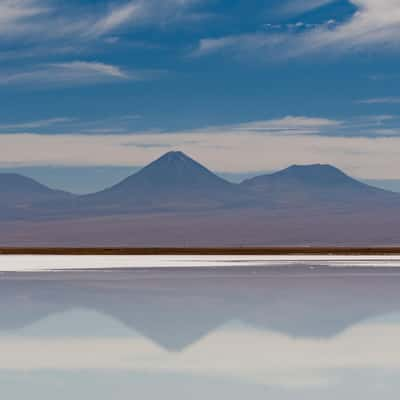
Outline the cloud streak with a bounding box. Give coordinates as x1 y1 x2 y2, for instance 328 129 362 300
358 97 400 104
0 0 208 42
0 117 74 130
278 0 335 16
0 0 50 37
195 0 400 60
89 1 144 37
0 61 133 86
1 116 400 179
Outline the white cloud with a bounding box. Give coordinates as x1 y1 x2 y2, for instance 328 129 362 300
89 2 144 37
89 0 206 37
193 33 273 57
232 116 341 131
0 115 400 179
0 61 131 86
53 61 129 78
295 0 400 54
0 0 50 36
0 117 73 130
198 116 342 135
0 0 90 41
373 128 400 136
358 97 400 104
0 0 208 42
279 0 335 16
195 0 400 59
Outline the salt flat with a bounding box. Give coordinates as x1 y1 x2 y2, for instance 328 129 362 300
1 255 400 272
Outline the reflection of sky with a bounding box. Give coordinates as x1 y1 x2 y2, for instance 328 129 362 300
1 266 400 399
1 312 400 398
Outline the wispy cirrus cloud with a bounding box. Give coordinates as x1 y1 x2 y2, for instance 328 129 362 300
0 117 74 131
358 97 400 104
373 128 400 136
2 114 396 138
0 61 136 86
55 61 129 78
0 0 50 37
235 116 341 129
0 0 209 41
192 33 283 58
199 116 342 135
89 0 207 37
89 2 143 37
195 0 400 60
0 0 208 89
0 0 89 41
0 114 145 135
278 0 335 16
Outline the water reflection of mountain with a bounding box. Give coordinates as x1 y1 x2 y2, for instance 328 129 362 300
1 266 400 350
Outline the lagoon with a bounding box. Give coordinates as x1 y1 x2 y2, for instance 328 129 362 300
1 262 400 399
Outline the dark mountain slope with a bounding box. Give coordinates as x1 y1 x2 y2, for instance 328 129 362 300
241 164 399 209
0 173 74 220
80 151 240 212
243 164 367 188
0 173 70 204
99 151 232 194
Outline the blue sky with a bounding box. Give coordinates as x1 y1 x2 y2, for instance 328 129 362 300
1 0 400 192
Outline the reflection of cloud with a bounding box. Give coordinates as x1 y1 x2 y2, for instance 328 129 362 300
1 320 400 388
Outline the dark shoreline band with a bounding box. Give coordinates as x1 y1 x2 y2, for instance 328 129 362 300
1 247 400 255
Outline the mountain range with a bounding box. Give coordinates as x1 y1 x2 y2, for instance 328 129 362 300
1 151 400 246
0 173 71 205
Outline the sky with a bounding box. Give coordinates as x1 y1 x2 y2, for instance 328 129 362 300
1 0 400 193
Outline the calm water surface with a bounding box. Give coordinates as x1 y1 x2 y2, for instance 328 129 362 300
1 259 400 399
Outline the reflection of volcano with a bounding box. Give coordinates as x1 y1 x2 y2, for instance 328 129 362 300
1 267 400 351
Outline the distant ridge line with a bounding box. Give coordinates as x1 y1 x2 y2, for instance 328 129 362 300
2 247 400 255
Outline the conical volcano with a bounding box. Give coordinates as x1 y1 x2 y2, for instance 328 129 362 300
108 151 232 193
85 151 237 212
